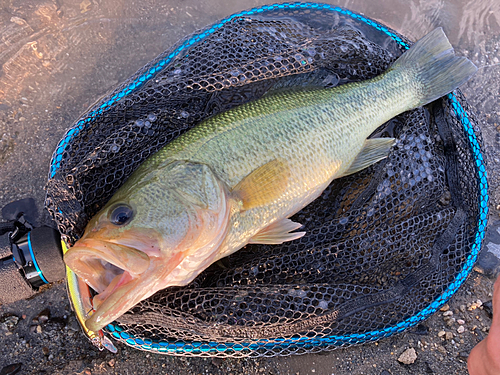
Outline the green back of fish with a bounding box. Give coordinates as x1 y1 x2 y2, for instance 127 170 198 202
137 77 404 188
122 27 477 213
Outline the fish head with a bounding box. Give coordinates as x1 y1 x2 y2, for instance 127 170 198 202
64 161 231 332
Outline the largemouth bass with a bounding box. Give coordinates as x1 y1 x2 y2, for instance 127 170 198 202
64 28 477 332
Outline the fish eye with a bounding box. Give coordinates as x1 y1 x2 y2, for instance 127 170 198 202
109 204 134 226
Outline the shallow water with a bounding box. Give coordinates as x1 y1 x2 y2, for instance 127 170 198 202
0 0 499 370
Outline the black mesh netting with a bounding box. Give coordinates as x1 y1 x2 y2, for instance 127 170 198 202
45 3 488 356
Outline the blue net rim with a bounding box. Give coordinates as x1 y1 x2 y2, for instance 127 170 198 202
62 2 488 354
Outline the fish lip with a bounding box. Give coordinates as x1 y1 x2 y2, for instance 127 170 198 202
83 250 186 332
64 238 151 305
65 238 150 274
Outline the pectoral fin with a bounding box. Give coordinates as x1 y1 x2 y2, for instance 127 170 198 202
341 138 396 177
233 158 290 210
249 218 305 245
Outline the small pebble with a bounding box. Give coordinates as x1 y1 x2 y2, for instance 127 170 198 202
457 326 465 334
440 304 450 312
445 332 454 340
457 351 469 362
398 348 417 364
0 364 22 374
469 300 483 311
437 345 447 354
211 358 223 367
108 359 115 367
36 325 42 334
460 305 466 313
443 311 453 316
483 300 493 319
438 330 446 337
42 347 49 355
37 309 50 322
457 319 465 325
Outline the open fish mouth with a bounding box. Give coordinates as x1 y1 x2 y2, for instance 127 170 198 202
64 238 151 329
64 238 150 292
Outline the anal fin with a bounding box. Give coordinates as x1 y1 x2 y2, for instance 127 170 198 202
249 218 305 245
341 138 395 177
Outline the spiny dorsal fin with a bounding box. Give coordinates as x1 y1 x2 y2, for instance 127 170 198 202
341 138 395 177
233 158 290 210
249 218 305 245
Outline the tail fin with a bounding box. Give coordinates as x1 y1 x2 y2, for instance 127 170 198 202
390 28 477 107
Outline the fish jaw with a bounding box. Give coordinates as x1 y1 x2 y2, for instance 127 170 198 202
64 231 186 332
63 237 151 294
84 250 186 332
63 161 235 331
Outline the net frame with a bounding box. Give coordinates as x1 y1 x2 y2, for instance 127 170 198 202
45 2 489 357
